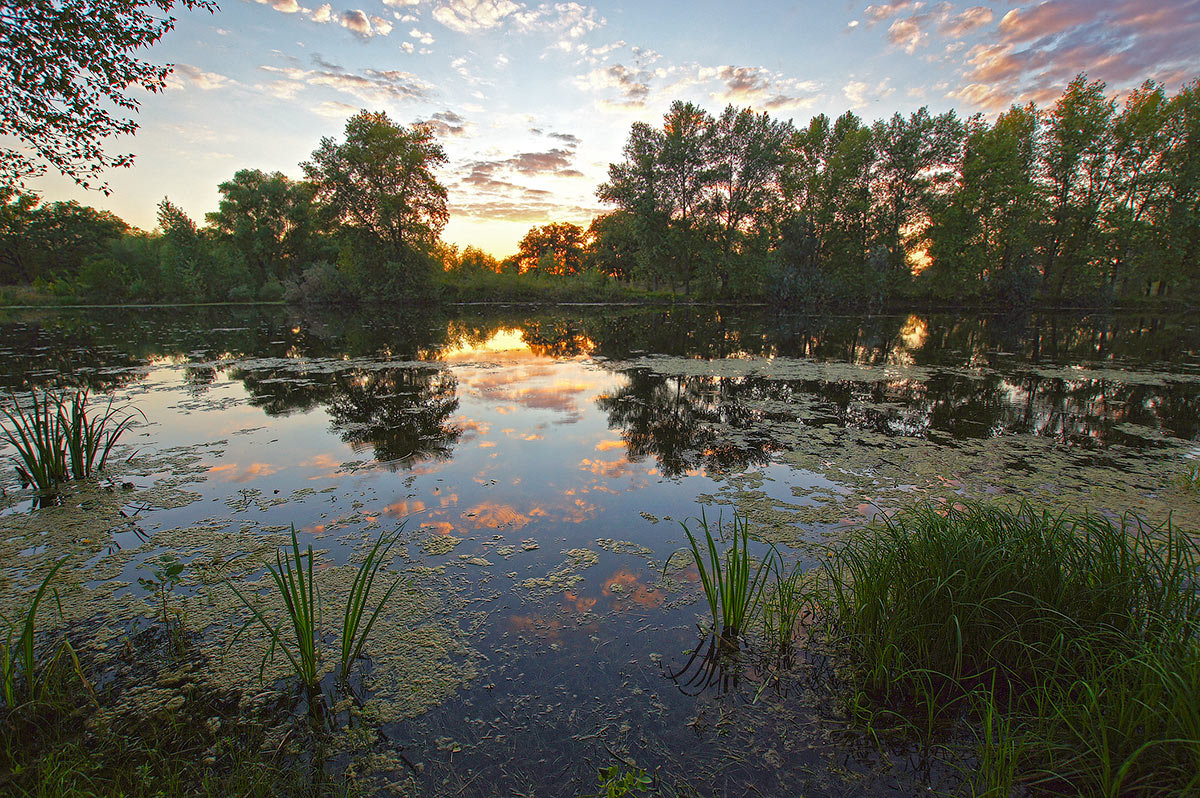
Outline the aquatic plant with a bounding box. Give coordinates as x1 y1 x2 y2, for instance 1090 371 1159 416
60 387 142 482
823 501 1200 794
1 391 67 492
1 387 140 494
339 526 406 682
0 558 90 706
137 554 187 654
673 510 772 643
230 525 321 691
230 524 407 695
594 764 654 797
762 558 811 664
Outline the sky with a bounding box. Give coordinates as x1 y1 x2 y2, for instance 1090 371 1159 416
24 0 1200 256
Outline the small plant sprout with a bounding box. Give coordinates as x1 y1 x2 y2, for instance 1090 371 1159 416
137 554 187 650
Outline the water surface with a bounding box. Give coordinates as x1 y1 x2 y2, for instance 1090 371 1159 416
1 304 1197 795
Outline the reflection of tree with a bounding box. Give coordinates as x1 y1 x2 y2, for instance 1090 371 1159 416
325 368 460 468
597 371 780 478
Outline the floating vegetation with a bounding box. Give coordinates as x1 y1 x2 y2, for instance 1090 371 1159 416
822 501 1200 795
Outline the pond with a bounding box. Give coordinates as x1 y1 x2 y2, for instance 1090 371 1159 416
1 304 1198 796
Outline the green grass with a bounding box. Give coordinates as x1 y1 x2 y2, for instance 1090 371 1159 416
673 510 772 643
762 558 811 665
230 525 321 692
1 387 140 495
0 558 88 707
230 524 406 697
822 501 1200 795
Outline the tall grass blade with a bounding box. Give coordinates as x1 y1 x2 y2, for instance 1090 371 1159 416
339 525 407 681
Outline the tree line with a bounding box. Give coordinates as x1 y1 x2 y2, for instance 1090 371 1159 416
1 110 448 304
582 74 1200 306
3 73 1198 307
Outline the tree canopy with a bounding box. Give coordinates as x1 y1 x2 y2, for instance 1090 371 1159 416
0 0 217 193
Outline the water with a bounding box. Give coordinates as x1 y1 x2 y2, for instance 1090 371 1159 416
1 304 1198 795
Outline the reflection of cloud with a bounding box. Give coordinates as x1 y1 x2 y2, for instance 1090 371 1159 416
564 591 597 613
464 502 531 529
207 462 280 483
579 456 636 479
384 499 426 517
299 453 344 480
602 568 664 608
594 439 625 451
421 520 456 536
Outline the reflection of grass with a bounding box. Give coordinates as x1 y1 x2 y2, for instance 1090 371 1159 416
823 501 1200 795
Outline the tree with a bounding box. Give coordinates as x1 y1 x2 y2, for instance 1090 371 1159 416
516 222 586 275
1 0 217 193
0 188 39 282
302 111 448 264
205 169 324 283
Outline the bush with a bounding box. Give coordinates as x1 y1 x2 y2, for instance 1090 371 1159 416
227 284 255 302
283 263 355 306
258 281 285 302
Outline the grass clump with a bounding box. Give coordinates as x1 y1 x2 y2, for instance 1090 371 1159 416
0 557 86 707
674 510 771 644
230 524 407 699
823 501 1200 795
1 386 140 495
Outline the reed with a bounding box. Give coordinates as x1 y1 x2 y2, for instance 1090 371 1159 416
230 525 321 691
1 391 67 491
822 501 1200 794
231 525 408 694
674 510 772 642
762 558 810 663
339 525 405 682
1 387 140 494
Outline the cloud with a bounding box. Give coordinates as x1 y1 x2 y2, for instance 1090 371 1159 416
256 0 303 12
312 100 361 117
844 77 895 106
340 9 393 37
577 63 652 104
939 5 993 37
863 0 919 25
888 17 926 53
433 0 522 33
308 2 332 22
514 1 603 38
261 55 433 104
949 0 1200 111
167 64 235 90
410 26 435 43
415 109 470 136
